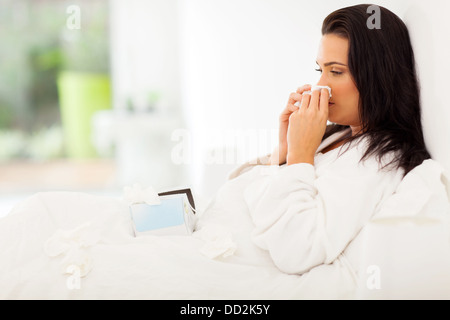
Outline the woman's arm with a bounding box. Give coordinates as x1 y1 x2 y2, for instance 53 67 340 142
227 154 272 180
243 152 404 275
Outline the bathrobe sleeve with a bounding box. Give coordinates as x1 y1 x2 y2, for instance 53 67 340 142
227 154 272 180
243 152 404 275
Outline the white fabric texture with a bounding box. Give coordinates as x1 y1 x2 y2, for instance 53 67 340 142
0 128 449 299
242 155 406 275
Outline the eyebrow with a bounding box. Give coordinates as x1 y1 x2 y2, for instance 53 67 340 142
316 61 348 67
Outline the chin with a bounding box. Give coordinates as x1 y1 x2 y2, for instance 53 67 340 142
327 111 344 125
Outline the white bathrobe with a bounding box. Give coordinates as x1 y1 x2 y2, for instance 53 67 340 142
226 128 412 275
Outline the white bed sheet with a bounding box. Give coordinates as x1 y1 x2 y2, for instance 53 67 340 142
0 168 356 300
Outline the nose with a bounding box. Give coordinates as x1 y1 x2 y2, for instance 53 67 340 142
315 77 331 97
315 72 329 87
316 78 329 87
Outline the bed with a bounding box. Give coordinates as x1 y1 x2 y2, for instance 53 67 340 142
0 159 449 300
0 194 356 300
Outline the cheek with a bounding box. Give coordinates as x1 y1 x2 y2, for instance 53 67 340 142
333 81 359 107
328 80 360 123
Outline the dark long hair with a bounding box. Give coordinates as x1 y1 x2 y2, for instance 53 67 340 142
321 4 430 176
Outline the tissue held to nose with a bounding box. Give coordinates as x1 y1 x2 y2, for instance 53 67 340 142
295 85 332 107
303 85 332 99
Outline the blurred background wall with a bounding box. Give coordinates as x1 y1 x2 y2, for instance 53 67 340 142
1 0 449 216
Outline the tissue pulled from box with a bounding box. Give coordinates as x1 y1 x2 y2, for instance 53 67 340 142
123 183 161 206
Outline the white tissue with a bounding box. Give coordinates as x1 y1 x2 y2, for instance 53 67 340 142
303 85 332 99
193 224 237 259
61 247 93 278
294 85 332 107
44 222 100 277
199 237 237 259
123 183 161 206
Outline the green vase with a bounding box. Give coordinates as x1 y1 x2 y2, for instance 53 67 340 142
57 71 111 159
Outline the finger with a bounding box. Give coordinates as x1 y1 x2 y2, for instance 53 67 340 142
308 89 321 112
300 92 311 112
287 103 300 113
296 84 312 94
289 109 298 120
288 92 302 106
319 88 330 116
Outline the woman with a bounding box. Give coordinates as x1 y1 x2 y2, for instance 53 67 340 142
227 4 431 275
1 4 444 300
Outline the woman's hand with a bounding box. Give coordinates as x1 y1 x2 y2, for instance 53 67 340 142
286 88 329 166
270 84 312 165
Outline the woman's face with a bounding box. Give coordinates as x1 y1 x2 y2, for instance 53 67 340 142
315 34 361 131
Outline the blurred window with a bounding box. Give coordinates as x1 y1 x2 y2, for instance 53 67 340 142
0 0 110 162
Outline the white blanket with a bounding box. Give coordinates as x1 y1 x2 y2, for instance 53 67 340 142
0 175 356 300
0 159 449 300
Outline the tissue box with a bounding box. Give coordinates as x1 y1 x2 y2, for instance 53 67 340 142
129 191 196 236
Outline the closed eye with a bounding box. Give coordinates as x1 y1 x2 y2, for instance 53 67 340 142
316 69 342 75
